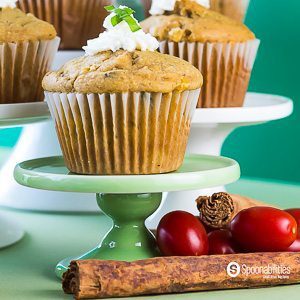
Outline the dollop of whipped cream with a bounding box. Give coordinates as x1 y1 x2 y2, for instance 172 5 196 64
0 0 17 8
149 0 176 15
150 0 210 15
195 0 210 8
83 6 159 55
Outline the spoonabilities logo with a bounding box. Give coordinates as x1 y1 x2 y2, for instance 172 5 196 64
227 262 241 278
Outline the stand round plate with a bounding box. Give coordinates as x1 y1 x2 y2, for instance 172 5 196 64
14 154 240 278
0 102 50 128
0 102 49 248
0 101 96 212
192 93 293 125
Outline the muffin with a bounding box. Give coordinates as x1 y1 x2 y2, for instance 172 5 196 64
43 5 202 175
141 0 260 108
210 0 250 22
0 4 59 104
17 0 112 49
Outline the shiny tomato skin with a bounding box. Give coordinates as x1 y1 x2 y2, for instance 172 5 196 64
230 207 297 252
285 208 300 227
208 230 239 255
157 211 208 256
285 234 300 252
196 217 214 233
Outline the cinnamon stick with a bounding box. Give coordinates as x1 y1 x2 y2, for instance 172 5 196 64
63 253 300 299
196 193 277 229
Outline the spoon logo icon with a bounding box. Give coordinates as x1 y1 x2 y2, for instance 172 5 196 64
227 262 241 278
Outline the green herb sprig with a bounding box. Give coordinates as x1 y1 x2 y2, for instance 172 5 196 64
104 5 141 32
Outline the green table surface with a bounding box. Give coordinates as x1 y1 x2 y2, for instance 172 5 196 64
0 148 300 299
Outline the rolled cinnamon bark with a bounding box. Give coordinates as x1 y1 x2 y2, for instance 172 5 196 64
63 253 300 299
196 193 277 229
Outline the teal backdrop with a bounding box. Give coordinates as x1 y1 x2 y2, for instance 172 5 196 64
0 0 299 183
222 0 300 184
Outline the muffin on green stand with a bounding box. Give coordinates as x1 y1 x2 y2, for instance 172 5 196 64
0 1 59 104
43 5 202 175
141 0 260 108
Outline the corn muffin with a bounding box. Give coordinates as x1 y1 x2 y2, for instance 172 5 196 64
0 5 59 103
141 0 260 108
43 5 202 175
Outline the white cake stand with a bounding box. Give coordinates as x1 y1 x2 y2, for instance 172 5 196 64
146 93 293 228
0 51 99 212
0 105 97 212
0 102 51 248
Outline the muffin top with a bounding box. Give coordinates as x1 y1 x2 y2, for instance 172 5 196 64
43 5 202 94
42 49 203 94
141 0 255 43
0 7 56 43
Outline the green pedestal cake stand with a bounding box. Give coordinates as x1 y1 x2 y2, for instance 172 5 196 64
14 154 240 278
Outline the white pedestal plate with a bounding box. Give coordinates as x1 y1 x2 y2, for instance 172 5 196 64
0 102 51 248
0 51 99 212
146 93 293 228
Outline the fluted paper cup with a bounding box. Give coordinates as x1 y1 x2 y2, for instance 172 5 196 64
210 0 250 22
18 0 111 49
45 89 200 175
159 39 260 108
0 37 60 104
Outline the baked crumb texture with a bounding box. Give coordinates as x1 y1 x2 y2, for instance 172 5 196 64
43 50 203 94
141 0 255 43
0 7 56 43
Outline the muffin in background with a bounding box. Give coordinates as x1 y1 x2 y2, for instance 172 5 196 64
210 0 250 23
17 0 111 49
140 0 250 22
141 0 260 108
0 4 59 104
43 5 202 175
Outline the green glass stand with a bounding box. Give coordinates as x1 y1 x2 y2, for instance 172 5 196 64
14 155 240 278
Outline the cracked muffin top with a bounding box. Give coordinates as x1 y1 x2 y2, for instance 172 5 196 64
141 0 255 43
0 8 56 43
42 49 203 94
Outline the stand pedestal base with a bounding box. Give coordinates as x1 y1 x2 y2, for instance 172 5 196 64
14 154 239 278
56 193 162 278
0 213 24 248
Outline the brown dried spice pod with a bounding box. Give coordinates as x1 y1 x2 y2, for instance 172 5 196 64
196 192 276 229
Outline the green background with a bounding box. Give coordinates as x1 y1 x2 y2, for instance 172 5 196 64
1 0 299 183
222 0 300 184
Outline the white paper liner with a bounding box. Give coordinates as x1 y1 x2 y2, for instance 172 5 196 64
0 37 60 104
18 0 110 49
45 89 200 175
159 39 260 108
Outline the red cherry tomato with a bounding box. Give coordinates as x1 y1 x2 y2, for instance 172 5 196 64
208 229 239 255
230 207 297 252
285 208 300 227
157 211 208 256
196 217 214 233
285 234 300 252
